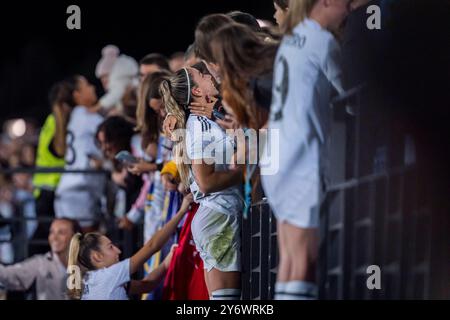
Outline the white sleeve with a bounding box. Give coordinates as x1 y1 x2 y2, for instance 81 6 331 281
187 118 214 160
321 36 345 94
0 256 41 291
105 258 131 287
84 117 104 159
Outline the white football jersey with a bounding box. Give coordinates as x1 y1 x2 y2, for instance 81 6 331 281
186 115 243 216
261 18 344 227
56 106 104 195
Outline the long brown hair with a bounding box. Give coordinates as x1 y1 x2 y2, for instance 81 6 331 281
211 23 279 128
194 14 234 63
136 70 172 149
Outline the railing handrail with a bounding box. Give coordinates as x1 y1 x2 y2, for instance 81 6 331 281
0 216 101 223
0 167 109 175
326 164 415 193
0 215 145 225
331 83 366 107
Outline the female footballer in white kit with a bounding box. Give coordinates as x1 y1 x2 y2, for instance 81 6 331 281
160 67 244 300
261 0 350 300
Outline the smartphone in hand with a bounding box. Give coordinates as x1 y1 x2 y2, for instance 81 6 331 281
86 153 98 160
115 150 138 166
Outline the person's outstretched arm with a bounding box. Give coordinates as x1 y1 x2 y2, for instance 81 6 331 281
129 194 192 275
128 244 177 295
0 256 41 292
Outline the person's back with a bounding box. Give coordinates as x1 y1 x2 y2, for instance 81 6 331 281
32 114 65 192
261 0 350 300
55 105 105 229
81 258 130 300
262 18 343 222
57 106 104 190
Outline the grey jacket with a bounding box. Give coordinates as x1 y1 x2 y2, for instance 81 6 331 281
0 252 67 300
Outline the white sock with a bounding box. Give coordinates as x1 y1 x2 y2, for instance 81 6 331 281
278 281 317 300
274 282 287 300
211 288 241 300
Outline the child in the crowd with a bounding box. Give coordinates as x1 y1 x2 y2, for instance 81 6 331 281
67 193 193 300
95 45 139 115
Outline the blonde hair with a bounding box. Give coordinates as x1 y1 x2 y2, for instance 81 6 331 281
282 0 318 34
67 232 102 300
67 233 83 300
159 69 195 188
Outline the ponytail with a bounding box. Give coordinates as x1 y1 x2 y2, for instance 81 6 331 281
66 232 102 300
67 233 82 300
160 78 191 188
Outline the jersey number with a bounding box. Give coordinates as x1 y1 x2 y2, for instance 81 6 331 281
272 55 289 121
66 130 77 165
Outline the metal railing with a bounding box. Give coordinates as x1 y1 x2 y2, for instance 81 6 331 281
242 197 278 300
318 84 450 299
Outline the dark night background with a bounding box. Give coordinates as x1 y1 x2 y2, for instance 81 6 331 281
0 0 275 127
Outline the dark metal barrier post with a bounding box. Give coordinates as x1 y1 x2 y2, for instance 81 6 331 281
242 198 278 300
320 85 450 299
